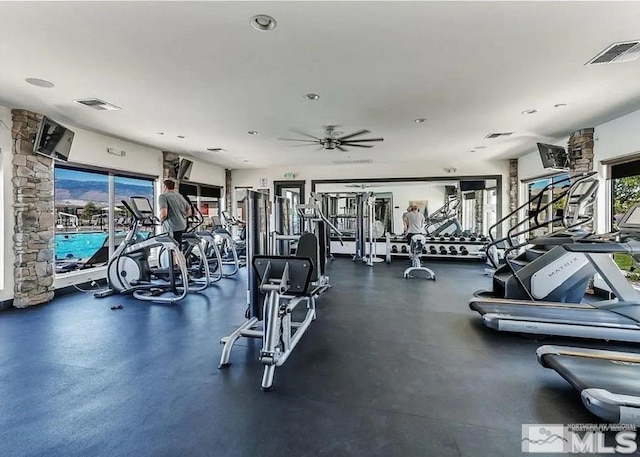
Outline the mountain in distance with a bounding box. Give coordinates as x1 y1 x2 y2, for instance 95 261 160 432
55 179 154 206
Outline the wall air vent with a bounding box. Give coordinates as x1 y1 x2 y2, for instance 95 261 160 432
332 159 373 165
484 132 513 139
586 41 640 65
74 98 121 111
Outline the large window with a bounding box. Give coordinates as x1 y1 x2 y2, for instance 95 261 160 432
54 165 155 275
610 159 640 282
524 173 569 238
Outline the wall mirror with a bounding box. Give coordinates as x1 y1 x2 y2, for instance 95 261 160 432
312 176 502 239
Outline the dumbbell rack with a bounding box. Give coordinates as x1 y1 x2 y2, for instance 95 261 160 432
387 235 487 261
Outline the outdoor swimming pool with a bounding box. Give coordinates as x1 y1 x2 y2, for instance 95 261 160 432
55 232 107 261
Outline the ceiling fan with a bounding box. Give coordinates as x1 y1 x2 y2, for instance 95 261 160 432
279 125 383 151
344 183 385 189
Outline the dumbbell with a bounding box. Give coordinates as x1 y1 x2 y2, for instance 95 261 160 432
449 246 458 255
479 236 488 242
429 246 437 255
422 247 428 254
401 245 408 254
449 236 457 242
459 246 469 256
391 245 398 254
439 246 447 255
439 236 446 241
429 236 436 241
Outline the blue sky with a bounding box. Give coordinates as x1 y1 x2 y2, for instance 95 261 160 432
55 167 154 187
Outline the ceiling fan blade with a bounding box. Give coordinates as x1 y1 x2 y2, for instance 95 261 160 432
336 145 348 152
337 129 371 141
290 129 321 140
341 143 373 148
287 143 321 147
278 138 319 142
341 137 384 142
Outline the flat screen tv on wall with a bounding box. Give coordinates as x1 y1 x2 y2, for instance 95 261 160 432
537 142 568 169
33 116 74 161
177 158 193 181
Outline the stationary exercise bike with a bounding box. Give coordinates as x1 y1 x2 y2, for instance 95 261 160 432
403 234 436 280
97 196 190 303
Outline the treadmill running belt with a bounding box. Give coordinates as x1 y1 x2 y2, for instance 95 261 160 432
543 354 640 397
471 303 639 327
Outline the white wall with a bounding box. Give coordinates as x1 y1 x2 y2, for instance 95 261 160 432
0 106 14 301
185 158 226 188
68 128 164 177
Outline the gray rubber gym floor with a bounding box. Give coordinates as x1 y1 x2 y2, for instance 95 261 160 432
1 258 635 457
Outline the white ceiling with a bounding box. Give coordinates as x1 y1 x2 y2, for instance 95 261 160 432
1 1 640 170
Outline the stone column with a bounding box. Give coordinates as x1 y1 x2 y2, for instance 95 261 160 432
474 190 484 235
162 151 179 180
12 109 55 308
568 128 594 173
225 168 232 212
508 159 519 228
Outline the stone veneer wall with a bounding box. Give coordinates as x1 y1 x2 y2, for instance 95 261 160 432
162 151 179 180
474 190 483 235
568 128 594 173
225 169 232 213
508 159 518 229
11 109 55 308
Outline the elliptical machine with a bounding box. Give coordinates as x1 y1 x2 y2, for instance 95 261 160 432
97 196 189 303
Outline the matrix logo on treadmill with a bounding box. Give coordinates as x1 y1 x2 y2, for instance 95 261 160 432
522 424 638 454
547 256 581 278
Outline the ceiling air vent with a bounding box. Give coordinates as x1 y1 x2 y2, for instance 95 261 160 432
332 159 373 165
74 98 121 111
484 132 513 139
586 41 640 65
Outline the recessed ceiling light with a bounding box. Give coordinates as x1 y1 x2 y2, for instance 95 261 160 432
521 109 538 115
469 150 476 153
414 118 427 123
157 132 164 135
207 148 226 152
250 14 277 31
25 78 55 88
554 103 568 108
247 130 258 135
177 135 185 139
304 93 320 101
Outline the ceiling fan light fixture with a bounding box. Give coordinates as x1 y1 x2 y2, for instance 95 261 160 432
304 93 320 101
250 14 277 31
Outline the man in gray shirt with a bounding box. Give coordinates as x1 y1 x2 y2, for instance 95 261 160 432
158 179 192 245
405 205 426 243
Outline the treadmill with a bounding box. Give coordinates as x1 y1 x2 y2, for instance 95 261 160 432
470 204 640 343
537 345 640 424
